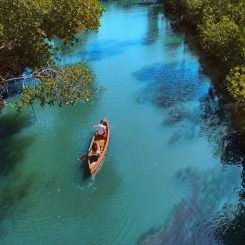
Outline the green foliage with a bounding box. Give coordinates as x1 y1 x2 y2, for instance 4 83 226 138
184 0 205 26
0 0 102 68
15 63 95 110
200 15 243 69
0 0 102 110
164 0 245 102
41 0 102 43
202 0 245 25
226 66 245 102
164 0 185 19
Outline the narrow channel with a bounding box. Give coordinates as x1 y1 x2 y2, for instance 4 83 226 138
0 2 242 244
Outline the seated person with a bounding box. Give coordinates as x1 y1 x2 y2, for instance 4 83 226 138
95 120 107 139
89 142 100 162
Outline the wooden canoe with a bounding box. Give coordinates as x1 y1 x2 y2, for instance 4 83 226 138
87 118 110 175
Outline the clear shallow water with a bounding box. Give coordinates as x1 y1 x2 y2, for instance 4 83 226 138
0 3 243 245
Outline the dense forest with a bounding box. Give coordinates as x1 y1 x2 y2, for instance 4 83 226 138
2 0 244 109
164 0 245 102
0 0 102 110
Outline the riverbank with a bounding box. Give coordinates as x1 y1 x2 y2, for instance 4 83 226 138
162 0 245 167
137 1 245 243
163 0 245 103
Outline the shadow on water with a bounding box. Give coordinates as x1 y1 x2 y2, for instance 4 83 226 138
80 152 117 182
133 62 206 108
138 167 239 245
212 190 245 245
133 62 207 144
200 90 245 165
80 157 91 180
133 66 245 244
0 113 33 175
135 81 245 243
133 61 245 161
0 112 36 236
71 39 144 62
201 95 245 244
0 175 36 229
133 61 245 244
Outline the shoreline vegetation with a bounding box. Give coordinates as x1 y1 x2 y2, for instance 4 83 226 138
0 0 102 111
139 2 245 244
162 0 245 165
0 1 244 108
163 0 245 103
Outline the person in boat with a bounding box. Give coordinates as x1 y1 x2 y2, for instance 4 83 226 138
95 120 107 139
89 142 100 162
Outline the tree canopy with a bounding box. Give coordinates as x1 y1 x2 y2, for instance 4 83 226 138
164 0 245 102
0 0 102 110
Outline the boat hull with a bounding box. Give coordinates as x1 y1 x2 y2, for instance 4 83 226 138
87 118 110 175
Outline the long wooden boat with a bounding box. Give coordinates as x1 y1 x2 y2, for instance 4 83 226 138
87 118 110 175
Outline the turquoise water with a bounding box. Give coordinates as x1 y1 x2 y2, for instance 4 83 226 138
0 3 242 244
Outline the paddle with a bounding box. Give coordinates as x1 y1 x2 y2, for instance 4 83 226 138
80 152 88 161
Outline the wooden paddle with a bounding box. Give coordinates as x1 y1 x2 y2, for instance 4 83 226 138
80 152 88 160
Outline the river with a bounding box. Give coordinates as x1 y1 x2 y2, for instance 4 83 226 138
0 2 243 245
